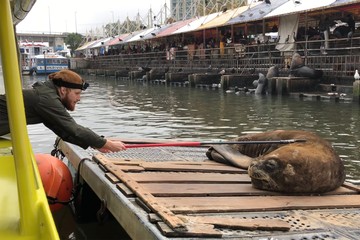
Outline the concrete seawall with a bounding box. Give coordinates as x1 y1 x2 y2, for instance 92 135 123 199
73 68 359 103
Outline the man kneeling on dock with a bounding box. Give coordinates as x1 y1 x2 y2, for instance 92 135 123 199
0 69 126 153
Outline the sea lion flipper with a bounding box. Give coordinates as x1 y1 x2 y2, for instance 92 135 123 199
206 147 228 165
206 145 253 170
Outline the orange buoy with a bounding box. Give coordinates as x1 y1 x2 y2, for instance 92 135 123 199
35 153 73 212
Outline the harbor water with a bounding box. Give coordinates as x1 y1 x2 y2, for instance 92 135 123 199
12 74 360 239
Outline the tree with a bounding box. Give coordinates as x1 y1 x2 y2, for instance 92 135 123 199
65 33 83 57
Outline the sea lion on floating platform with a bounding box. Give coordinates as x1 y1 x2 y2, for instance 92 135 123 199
206 130 345 194
266 65 279 79
290 52 304 70
252 66 279 94
253 73 267 94
290 66 323 79
289 52 323 79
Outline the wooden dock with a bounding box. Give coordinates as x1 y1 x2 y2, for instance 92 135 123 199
57 139 360 239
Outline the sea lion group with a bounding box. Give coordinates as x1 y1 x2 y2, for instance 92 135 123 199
252 65 280 94
206 130 345 194
252 52 323 94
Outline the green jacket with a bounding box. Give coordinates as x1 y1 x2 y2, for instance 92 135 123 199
0 80 106 149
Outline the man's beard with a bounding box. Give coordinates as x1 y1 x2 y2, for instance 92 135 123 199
62 96 76 111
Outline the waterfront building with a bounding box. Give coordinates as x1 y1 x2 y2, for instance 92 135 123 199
17 32 69 53
17 33 71 74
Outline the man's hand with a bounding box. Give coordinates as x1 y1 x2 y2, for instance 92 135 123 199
97 139 127 153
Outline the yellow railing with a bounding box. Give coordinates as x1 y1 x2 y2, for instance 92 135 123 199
0 0 59 239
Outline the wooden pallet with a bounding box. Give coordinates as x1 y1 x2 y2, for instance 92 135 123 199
93 153 360 237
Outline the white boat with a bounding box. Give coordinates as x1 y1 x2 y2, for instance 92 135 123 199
19 41 53 75
29 53 69 75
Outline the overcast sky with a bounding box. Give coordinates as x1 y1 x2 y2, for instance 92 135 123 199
16 0 170 34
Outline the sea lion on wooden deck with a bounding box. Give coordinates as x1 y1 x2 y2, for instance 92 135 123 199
206 130 345 193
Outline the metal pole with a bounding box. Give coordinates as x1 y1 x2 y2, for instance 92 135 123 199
48 6 51 33
75 11 77 33
124 139 306 148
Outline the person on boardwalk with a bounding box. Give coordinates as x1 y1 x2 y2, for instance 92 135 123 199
0 69 126 153
346 14 355 38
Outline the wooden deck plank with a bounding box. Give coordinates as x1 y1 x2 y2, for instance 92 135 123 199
95 153 246 173
112 165 145 172
116 183 135 197
180 215 291 231
127 172 251 183
95 154 187 230
157 195 360 213
106 160 221 166
108 162 245 173
139 183 356 197
105 172 120 183
139 162 245 173
156 222 222 238
141 183 275 197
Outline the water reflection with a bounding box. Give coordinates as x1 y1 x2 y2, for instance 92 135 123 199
22 74 360 184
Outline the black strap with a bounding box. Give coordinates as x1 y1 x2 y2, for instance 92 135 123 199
52 78 89 90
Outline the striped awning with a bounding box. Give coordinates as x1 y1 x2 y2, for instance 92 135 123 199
173 13 219 34
155 18 196 37
197 6 249 30
106 33 131 46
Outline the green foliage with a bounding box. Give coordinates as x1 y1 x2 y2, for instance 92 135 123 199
65 33 83 56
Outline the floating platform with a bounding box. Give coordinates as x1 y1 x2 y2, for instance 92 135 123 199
57 139 360 239
290 92 353 102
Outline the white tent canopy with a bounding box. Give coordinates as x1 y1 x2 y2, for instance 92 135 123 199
265 0 337 18
126 28 157 43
